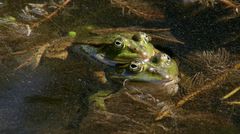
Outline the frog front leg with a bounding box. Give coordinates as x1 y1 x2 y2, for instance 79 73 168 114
88 90 113 111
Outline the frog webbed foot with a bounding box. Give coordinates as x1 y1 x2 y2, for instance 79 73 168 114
89 90 113 111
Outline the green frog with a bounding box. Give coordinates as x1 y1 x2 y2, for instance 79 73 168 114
79 32 159 66
110 52 179 100
89 52 179 110
75 32 179 110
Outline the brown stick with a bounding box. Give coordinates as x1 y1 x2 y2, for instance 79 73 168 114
225 101 240 105
91 27 184 45
97 110 150 131
220 0 239 9
31 0 71 28
111 0 165 20
14 43 49 71
91 27 170 35
150 34 185 45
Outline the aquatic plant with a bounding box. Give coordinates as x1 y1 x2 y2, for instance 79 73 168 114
156 49 240 120
0 0 240 133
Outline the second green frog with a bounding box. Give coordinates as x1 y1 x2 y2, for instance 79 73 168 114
79 32 159 66
110 52 179 102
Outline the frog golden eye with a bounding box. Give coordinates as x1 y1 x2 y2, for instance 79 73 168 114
114 38 125 49
129 60 144 72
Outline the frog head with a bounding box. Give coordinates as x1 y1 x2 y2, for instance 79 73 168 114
111 52 179 81
109 52 179 99
79 32 158 66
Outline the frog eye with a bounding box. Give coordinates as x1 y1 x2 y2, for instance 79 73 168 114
132 33 141 41
114 38 125 49
129 60 144 72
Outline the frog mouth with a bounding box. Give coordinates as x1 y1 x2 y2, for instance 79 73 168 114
123 78 180 96
79 45 128 66
124 77 179 87
94 53 118 66
110 71 179 86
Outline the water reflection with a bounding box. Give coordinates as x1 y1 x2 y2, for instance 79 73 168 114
0 52 105 133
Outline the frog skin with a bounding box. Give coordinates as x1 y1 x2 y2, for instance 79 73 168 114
109 52 179 101
87 52 179 110
76 33 179 109
79 32 159 66
111 52 179 81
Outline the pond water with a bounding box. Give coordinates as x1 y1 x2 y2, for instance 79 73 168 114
0 0 240 134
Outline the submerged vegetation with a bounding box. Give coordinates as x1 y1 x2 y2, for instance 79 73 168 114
0 0 240 133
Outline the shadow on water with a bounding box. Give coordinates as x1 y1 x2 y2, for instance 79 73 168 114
165 1 240 53
0 46 111 133
0 0 125 133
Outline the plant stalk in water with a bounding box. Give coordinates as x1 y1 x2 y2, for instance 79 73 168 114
155 63 240 120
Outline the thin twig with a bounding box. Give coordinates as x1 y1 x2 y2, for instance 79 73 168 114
111 0 165 20
11 50 28 55
31 0 71 28
14 43 49 71
97 110 150 131
91 27 184 45
221 86 240 100
124 91 157 113
150 34 185 45
220 0 239 9
225 101 240 105
91 27 170 35
155 64 240 120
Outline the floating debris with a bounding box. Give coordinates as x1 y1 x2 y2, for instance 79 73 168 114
111 0 165 21
0 16 33 36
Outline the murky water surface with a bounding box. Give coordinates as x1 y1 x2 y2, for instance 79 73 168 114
0 0 240 134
